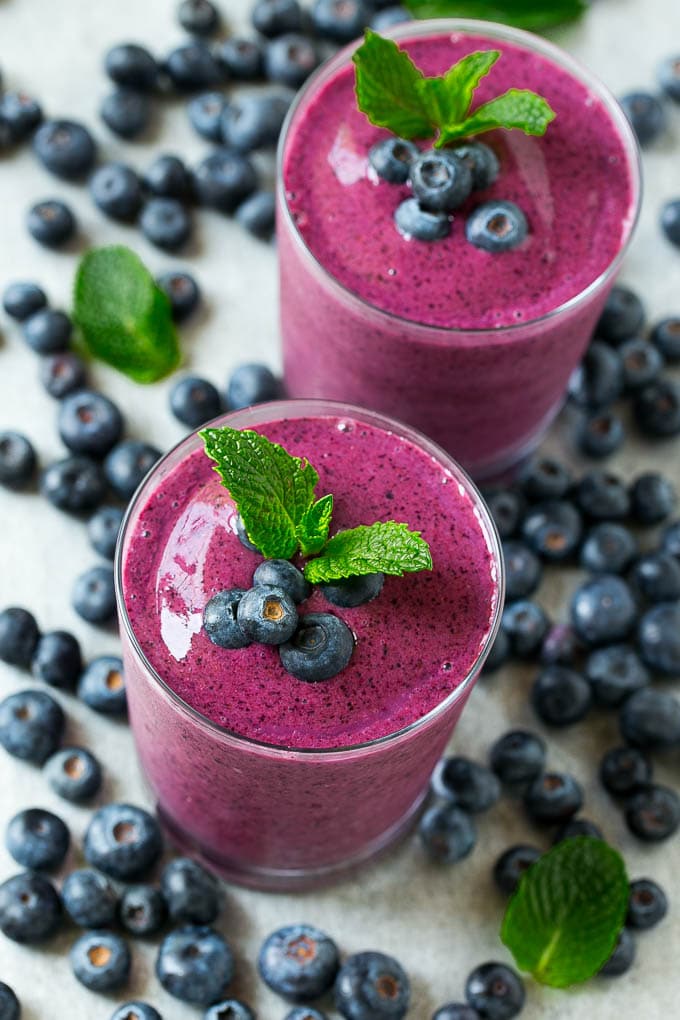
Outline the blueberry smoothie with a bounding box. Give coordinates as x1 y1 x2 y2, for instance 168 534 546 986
278 20 641 479
117 401 502 889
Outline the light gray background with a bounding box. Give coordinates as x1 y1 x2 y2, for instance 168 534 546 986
1 0 679 1016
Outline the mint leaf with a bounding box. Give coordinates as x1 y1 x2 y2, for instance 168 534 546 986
200 427 321 560
298 494 334 557
437 88 556 146
304 522 433 583
403 0 588 31
501 837 629 988
352 30 434 140
73 246 181 383
416 49 499 127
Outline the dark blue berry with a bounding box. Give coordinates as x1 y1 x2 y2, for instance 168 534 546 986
143 153 192 200
625 784 680 841
235 189 276 239
78 655 127 714
164 42 224 92
0 91 43 141
226 362 279 408
481 488 526 539
650 316 680 362
335 951 410 1020
0 983 20 1020
395 197 450 241
44 746 103 801
637 602 680 675
520 458 572 502
88 505 125 560
531 665 592 726
188 91 228 140
101 88 151 138
368 137 419 184
279 612 354 681
179 0 220 35
627 878 668 929
661 519 680 559
466 200 528 252
465 962 525 1020
630 472 676 523
252 0 303 37
620 337 663 390
217 37 264 80
570 575 636 646
370 6 412 30
254 560 311 604
431 756 500 813
170 376 222 427
140 197 193 251
0 689 64 764
104 440 161 499
5 807 69 870
452 141 499 190
481 628 510 674
634 378 680 437
111 1004 162 1020
540 623 581 667
524 772 583 825
220 92 291 151
410 151 473 212
41 455 107 514
105 44 159 91
84 803 162 880
619 688 680 750
161 857 220 925
552 817 603 843
62 868 119 927
40 351 87 399
632 552 680 602
0 606 40 667
203 589 250 649
576 473 631 526
193 149 258 211
319 572 384 608
600 745 652 798
568 342 623 408
521 500 582 561
596 284 646 344
621 90 667 145
311 0 372 42
0 431 37 489
585 644 649 707
258 923 340 1001
493 844 541 895
119 884 167 936
238 585 298 643
31 630 82 689
23 308 72 353
659 54 680 100
501 599 550 658
207 1002 256 1020
70 930 131 991
58 390 124 459
264 34 320 88
661 198 680 247
72 565 117 625
26 198 76 248
580 522 637 574
2 280 47 320
33 119 96 179
599 928 636 977
489 730 546 788
156 926 235 1005
419 802 476 863
0 871 62 943
577 410 625 459
91 162 144 220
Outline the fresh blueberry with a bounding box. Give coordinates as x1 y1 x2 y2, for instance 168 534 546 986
585 644 649 707
466 200 528 252
661 198 680 247
217 37 264 81
599 927 636 977
632 552 680 603
493 844 541 895
432 1006 481 1020
264 34 320 88
33 119 96 179
237 585 298 644
188 91 228 140
620 337 663 391
596 284 646 344
540 623 581 667
170 376 222 428
410 151 472 212
91 162 144 221
552 817 603 843
226 362 280 408
2 280 47 320
580 523 637 574
78 655 127 714
206 1002 256 1020
161 857 220 925
370 6 412 30
156 926 235 1005
451 141 500 191
621 90 667 145
220 92 291 151
235 189 276 239
634 378 680 437
481 629 510 674
627 878 668 930
72 565 117 624
600 745 652 798
489 730 546 789
119 884 167 937
44 746 103 801
70 929 131 991
662 519 680 559
520 458 572 502
395 197 450 242
111 1004 162 1020
524 772 583 825
139 197 193 251
283 1009 328 1020
252 0 304 37
0 983 20 1020
202 589 250 649
659 54 680 100
143 153 193 200
431 756 500 813
575 471 631 520
5 807 69 871
570 574 636 646
0 431 37 490
335 951 410 1020
630 472 676 523
179 0 220 35
625 784 680 841
521 500 582 561
254 560 311 604
101 88 151 138
0 689 64 764
577 410 625 459
320 572 384 608
58 390 124 459
637 602 680 675
0 871 62 943
193 149 258 211
31 630 82 689
23 308 72 353
0 606 40 668
259 923 340 1002
501 599 550 658
88 505 125 560
311 0 372 42
40 455 107 514
531 665 592 726
84 803 162 880
368 137 419 184
568 342 623 409
62 868 119 927
105 43 160 91
481 488 526 539
465 962 524 1020
26 198 76 248
104 440 161 499
0 91 43 141
619 688 680 750
419 802 476 863
279 612 354 682
164 42 224 91
40 351 87 399
650 316 680 362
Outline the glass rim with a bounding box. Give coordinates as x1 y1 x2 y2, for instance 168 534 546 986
114 398 505 759
276 17 643 338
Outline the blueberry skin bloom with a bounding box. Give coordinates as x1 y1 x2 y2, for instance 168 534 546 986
45 745 102 801
627 878 668 930
570 575 637 646
466 200 528 252
100 89 151 139
252 0 303 37
91 162 144 221
524 772 583 825
501 599 550 658
217 37 264 81
637 602 680 675
84 803 163 880
62 868 119 928
23 308 72 353
236 190 277 239
0 605 40 666
0 871 62 942
431 756 500 813
72 565 117 625
105 43 159 91
585 644 649 708
193 149 258 212
70 930 131 991
419 803 476 864
41 351 88 399
620 91 667 146
164 42 225 92
58 390 124 458
104 440 161 500
119 884 167 937
220 93 291 153
170 376 223 428
144 154 193 200
264 33 320 89
465 962 525 1020
335 951 410 1020
27 198 76 248
394 197 450 242
579 522 637 574
88 505 125 560
238 585 298 644
41 455 107 514
625 784 680 841
0 982 20 1020
368 137 419 184
110 1004 162 1020
161 857 220 925
530 666 592 727
78 655 127 714
280 612 355 682
226 362 280 409
140 197 192 252
0 688 64 764
156 925 235 1005
630 471 676 523
489 729 546 789
5 807 70 870
254 559 311 604
259 923 340 1001
410 151 472 211
2 280 47 320
619 688 680 750
203 589 251 649
33 118 97 178
188 91 228 141
31 629 82 689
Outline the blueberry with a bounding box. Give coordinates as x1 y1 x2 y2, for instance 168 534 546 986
370 6 412 30
627 878 668 930
170 376 222 427
5 807 69 871
44 746 103 801
188 91 228 141
237 585 298 644
62 868 119 927
0 689 64 764
599 745 652 798
650 316 680 362
0 606 39 668
619 688 680 750
634 378 680 437
264 34 320 88
368 137 419 184
283 1009 328 1020
0 91 43 141
524 772 583 825
466 200 528 252
575 471 630 520
33 119 96 179
577 410 625 459
40 455 107 514
179 0 220 35
320 572 384 608
105 43 160 91
139 197 193 251
71 929 131 991
410 151 472 212
156 925 235 1005
193 149 258 211
0 871 62 943
522 500 582 561
621 89 667 145
252 0 303 37
0 431 36 490
451 141 499 191
540 623 580 667
88 505 125 560
259 923 339 1002
335 951 410 1020
207 1002 256 1020
596 284 646 344
489 729 546 788
119 884 167 937
630 471 676 523
91 162 144 221
625 784 680 841
217 37 264 80
637 602 680 675
84 803 162 880
632 552 680 602
104 440 161 499
661 519 680 559
58 390 123 460
395 197 450 242
143 153 193 200
584 644 649 707
661 198 680 247
161 857 220 925
568 341 623 409
164 42 224 91
481 628 510 674
481 488 526 539
620 337 663 391
220 92 291 151
432 1007 479 1020
31 630 82 689
78 655 127 714
235 189 276 239
254 560 311 604
570 574 636 646
0 983 20 1020
280 612 354 682
501 599 550 658
418 802 476 863
26 198 76 248
465 962 524 1020
226 362 280 408
531 665 592 727
311 0 372 42
579 523 637 574
520 458 572 502
2 280 47 320
111 1005 162 1020
201 589 249 649
431 756 500 813
599 927 636 977
493 844 541 895
552 817 603 843
72 565 116 625
101 88 151 138
40 351 87 399
23 308 72 353
659 54 680 101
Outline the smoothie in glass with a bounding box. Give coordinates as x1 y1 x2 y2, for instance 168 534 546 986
117 401 502 890
278 20 641 480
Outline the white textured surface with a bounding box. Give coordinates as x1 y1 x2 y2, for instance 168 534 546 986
1 0 680 1017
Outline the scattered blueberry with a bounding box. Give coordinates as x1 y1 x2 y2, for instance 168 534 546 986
410 151 472 212
0 91 43 142
104 439 161 499
661 519 680 559
634 378 680 437
44 746 103 801
31 630 82 689
164 42 224 92
33 118 96 179
23 308 72 354
531 665 592 727
140 197 193 251
650 316 680 362
119 884 167 937
2 280 47 320
70 929 131 991
419 802 476 863
156 926 235 1005
220 92 291 152
110 1005 162 1020
481 488 526 539
0 982 20 1020
637 601 680 675
661 198 680 248
5 807 69 871
170 376 222 428
493 844 541 895
621 90 667 145
599 927 636 977
258 923 340 1002
105 43 159 91
521 500 582 561
254 560 311 604
524 772 583 825
431 756 500 813
585 644 649 707
91 162 144 221
577 410 625 459
0 871 62 942
217 37 264 81
619 688 680 750
161 857 220 925
335 951 410 1020
193 149 258 212
552 816 603 843
207 1002 256 1020
627 878 668 930
40 351 87 399
101 88 151 138
452 141 500 191
226 362 279 408
466 200 528 252
26 198 76 248
630 471 676 523
84 803 162 880
0 688 64 764
238 585 298 644
570 575 636 646
465 962 525 1020
88 505 125 560
658 54 680 101
279 612 354 682
625 784 680 841
62 868 119 928
235 189 276 239
143 153 193 200
632 551 680 603
72 565 117 625
0 431 36 490
520 458 572 502
580 522 637 574
264 34 320 89
252 0 304 38
178 0 220 36
489 730 546 789
501 599 550 658
600 745 652 798
394 197 450 242
568 341 623 409
0 606 40 668
620 337 663 391
320 572 384 608
596 284 646 344
368 137 419 184
58 390 124 459
40 455 107 514
481 628 510 674
540 623 580 667
78 655 127 715
188 91 228 141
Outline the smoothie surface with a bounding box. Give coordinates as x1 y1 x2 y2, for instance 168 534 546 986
282 30 636 330
122 414 499 749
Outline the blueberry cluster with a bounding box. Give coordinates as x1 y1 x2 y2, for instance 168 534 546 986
169 361 281 429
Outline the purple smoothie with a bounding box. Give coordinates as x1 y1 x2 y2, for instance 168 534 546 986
118 402 501 888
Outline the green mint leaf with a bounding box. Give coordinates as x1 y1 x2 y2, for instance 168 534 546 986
416 49 500 127
402 0 588 32
352 29 435 140
200 427 321 560
304 522 433 583
297 494 334 557
501 837 629 988
73 246 181 383
437 88 555 145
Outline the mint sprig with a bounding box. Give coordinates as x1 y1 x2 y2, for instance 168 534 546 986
304 523 433 583
501 837 629 988
73 246 181 383
403 0 588 32
353 31 556 147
